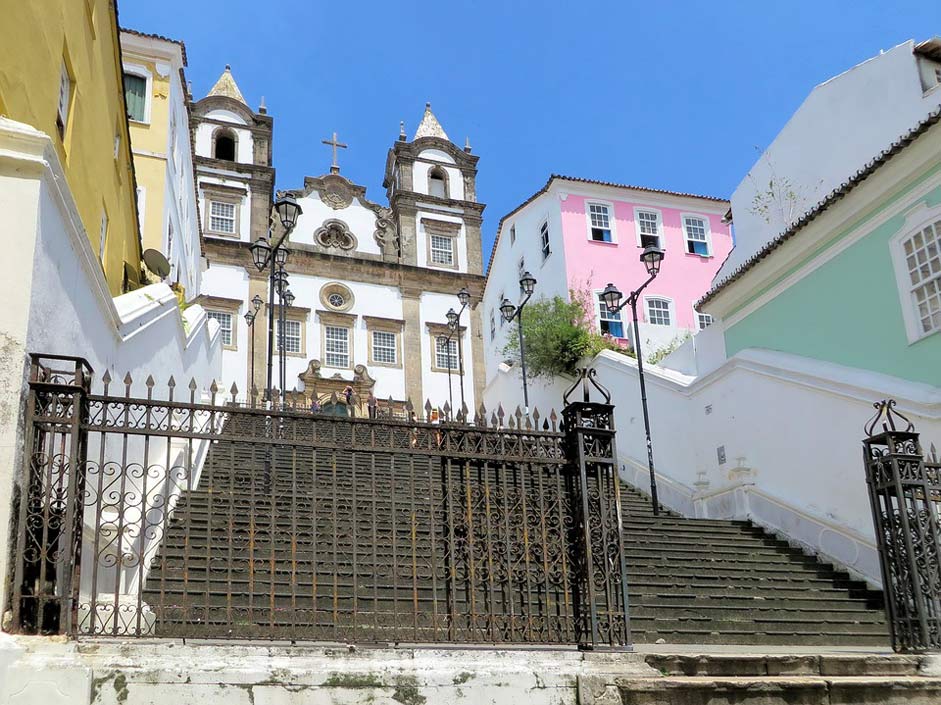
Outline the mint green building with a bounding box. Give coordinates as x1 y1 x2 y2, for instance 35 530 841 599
701 110 941 388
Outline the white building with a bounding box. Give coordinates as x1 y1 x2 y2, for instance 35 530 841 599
119 29 204 297
195 83 487 416
722 37 941 280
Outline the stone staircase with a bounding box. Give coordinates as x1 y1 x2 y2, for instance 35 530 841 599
619 485 888 646
142 436 889 647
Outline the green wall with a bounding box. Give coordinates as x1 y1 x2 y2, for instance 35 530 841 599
724 177 941 387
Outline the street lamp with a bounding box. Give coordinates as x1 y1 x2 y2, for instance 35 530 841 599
250 193 302 403
602 245 666 515
500 271 537 412
446 296 469 414
244 307 259 401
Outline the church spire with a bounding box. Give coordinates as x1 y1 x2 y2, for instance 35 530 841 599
207 64 247 104
413 102 449 141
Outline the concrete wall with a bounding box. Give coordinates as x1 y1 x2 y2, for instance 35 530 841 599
0 117 222 618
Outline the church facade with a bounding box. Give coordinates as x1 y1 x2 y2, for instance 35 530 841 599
193 69 485 416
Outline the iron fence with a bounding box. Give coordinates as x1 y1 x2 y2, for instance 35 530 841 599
6 355 631 649
863 400 941 653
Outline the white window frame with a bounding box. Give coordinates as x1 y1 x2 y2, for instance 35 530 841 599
489 311 496 340
277 319 303 355
540 220 551 260
207 199 238 235
890 206 941 344
121 63 152 124
681 212 713 257
324 325 351 369
371 330 398 365
435 336 459 371
644 296 674 327
206 310 235 349
595 290 625 338
634 207 663 249
57 59 72 139
429 233 455 267
98 209 108 260
693 305 714 331
586 201 617 244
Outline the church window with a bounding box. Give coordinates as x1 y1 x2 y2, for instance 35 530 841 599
683 215 711 256
597 293 624 337
430 234 454 266
320 282 355 312
435 336 459 371
540 221 551 259
645 297 673 326
588 203 613 242
325 325 350 368
278 319 302 354
636 209 662 248
213 128 237 161
428 166 448 198
208 200 237 234
897 219 941 338
207 311 234 348
372 331 397 365
123 72 147 122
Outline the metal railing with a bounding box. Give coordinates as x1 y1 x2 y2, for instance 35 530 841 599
5 355 631 649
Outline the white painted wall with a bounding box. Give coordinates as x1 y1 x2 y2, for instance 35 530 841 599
194 115 254 164
482 191 567 391
200 263 251 390
722 40 941 282
290 192 383 257
198 175 253 242
0 118 223 616
420 290 476 412
414 148 465 201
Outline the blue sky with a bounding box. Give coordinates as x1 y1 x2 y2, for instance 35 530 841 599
120 1 940 261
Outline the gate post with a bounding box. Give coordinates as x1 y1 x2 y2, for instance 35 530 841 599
863 399 941 653
6 354 92 635
561 368 631 650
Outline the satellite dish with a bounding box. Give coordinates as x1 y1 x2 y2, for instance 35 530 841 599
142 249 171 278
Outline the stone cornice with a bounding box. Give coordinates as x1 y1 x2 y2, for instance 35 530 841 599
203 239 486 297
390 192 486 216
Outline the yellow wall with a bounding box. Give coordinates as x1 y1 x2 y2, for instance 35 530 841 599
125 58 169 255
0 0 141 295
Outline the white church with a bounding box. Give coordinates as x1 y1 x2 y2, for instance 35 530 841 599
193 68 487 417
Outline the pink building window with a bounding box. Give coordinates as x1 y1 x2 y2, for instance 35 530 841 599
636 210 662 248
588 203 613 242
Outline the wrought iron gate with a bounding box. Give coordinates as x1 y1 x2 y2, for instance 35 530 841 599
6 355 631 649
863 400 941 653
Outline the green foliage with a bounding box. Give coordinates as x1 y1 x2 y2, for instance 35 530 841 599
503 288 633 379
645 332 691 366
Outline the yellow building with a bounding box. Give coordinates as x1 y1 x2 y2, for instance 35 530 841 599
0 0 141 295
120 29 204 299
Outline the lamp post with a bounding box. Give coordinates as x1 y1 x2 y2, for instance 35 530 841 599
244 293 263 401
600 245 666 515
249 194 302 404
500 271 537 413
446 291 470 414
281 288 295 400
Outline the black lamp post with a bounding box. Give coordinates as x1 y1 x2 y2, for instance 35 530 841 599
601 245 666 515
446 306 467 414
500 271 537 412
280 288 295 398
249 194 302 404
244 294 263 401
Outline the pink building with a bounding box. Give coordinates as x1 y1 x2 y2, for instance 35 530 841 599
482 175 731 394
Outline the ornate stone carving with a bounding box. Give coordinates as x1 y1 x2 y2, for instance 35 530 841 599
319 173 355 210
314 219 357 250
373 208 399 251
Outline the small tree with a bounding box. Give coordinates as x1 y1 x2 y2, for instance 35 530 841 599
502 289 630 379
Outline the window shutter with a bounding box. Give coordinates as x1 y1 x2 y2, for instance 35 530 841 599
124 74 147 122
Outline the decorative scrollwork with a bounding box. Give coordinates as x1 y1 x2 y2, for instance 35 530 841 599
865 399 915 437
562 367 612 406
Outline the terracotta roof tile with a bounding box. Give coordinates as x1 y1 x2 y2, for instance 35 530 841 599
120 27 188 66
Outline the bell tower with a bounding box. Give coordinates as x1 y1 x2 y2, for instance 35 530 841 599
383 103 485 274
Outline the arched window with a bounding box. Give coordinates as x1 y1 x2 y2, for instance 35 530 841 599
428 166 448 198
213 128 237 161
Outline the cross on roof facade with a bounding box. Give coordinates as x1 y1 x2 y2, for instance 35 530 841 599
321 131 348 174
